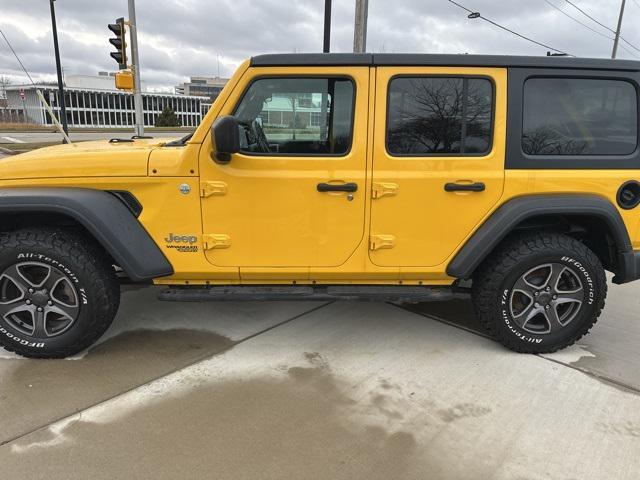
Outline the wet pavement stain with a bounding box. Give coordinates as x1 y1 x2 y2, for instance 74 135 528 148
378 378 402 392
0 328 234 444
437 403 492 423
370 394 404 420
596 421 640 438
2 353 431 480
286 352 356 405
88 328 233 358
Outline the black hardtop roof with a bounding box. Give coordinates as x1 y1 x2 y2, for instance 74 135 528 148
251 53 640 71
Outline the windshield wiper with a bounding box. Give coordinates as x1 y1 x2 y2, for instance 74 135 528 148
165 133 194 147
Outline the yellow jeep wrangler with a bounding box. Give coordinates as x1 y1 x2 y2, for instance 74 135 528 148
1 53 639 358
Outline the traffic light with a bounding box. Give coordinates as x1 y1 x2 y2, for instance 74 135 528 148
108 17 127 70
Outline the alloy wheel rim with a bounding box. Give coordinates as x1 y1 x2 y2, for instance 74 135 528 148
0 261 80 338
509 262 584 335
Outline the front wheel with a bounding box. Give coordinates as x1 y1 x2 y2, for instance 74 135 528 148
472 232 607 353
0 229 120 358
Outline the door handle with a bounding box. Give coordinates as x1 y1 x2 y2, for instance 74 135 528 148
317 182 358 193
444 182 485 192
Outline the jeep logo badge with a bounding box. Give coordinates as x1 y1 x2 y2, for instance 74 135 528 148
165 233 197 244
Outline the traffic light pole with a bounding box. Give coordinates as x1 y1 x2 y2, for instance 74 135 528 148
49 0 69 142
127 0 144 136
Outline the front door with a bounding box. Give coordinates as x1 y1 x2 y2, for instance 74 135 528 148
370 67 507 267
199 67 369 270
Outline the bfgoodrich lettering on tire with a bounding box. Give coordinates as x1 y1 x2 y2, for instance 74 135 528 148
0 228 120 359
472 232 607 354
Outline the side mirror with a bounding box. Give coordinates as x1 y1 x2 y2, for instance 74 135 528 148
211 115 240 164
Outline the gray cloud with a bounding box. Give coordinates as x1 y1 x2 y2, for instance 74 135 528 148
1 0 638 90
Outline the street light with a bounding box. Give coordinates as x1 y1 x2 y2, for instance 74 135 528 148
49 0 69 142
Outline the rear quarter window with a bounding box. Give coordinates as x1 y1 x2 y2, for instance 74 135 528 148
522 78 638 156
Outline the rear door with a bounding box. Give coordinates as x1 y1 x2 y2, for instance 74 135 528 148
369 67 507 267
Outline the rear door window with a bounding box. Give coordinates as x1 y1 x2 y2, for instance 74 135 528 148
386 76 494 156
522 78 638 156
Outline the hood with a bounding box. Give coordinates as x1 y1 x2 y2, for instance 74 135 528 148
0 137 175 180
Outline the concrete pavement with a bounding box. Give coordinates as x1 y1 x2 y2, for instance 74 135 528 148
1 283 639 479
0 286 325 443
408 275 640 391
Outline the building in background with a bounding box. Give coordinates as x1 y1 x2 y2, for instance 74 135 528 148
66 72 147 91
4 73 208 128
258 94 325 130
175 76 228 99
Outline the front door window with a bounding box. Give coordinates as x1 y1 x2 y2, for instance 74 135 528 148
233 77 355 156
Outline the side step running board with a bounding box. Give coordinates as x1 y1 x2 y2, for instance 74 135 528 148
158 285 469 303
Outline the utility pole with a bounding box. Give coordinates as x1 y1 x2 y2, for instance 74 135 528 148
353 0 369 53
128 0 144 136
323 0 332 53
49 0 69 141
612 0 626 59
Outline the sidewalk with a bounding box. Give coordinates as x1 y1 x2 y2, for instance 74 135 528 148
1 296 638 480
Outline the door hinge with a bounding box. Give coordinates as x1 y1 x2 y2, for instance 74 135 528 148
200 181 228 198
203 234 231 250
369 234 396 251
372 182 399 199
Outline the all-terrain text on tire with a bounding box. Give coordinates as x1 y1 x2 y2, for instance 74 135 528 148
472 233 607 354
0 229 120 359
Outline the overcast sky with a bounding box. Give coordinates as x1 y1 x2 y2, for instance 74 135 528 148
1 0 639 91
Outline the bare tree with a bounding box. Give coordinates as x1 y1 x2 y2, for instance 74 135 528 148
387 78 491 154
283 94 298 140
522 127 588 155
0 76 11 100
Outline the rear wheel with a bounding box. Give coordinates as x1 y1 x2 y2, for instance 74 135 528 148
472 232 606 353
0 229 120 358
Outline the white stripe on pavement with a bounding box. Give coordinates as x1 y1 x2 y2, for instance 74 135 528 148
1 136 26 144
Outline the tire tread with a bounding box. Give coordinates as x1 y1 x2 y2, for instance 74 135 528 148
0 228 120 359
472 232 607 354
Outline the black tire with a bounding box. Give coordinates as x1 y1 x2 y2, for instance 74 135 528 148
0 228 120 358
472 232 607 354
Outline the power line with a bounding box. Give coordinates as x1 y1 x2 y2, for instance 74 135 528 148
619 43 640 59
563 0 615 33
0 27 36 86
447 0 570 55
543 0 612 40
563 0 640 54
542 0 640 59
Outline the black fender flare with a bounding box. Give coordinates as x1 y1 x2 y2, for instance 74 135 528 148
0 188 173 282
446 194 632 280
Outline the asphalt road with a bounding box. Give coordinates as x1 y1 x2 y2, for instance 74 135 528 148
0 281 639 479
0 130 188 144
